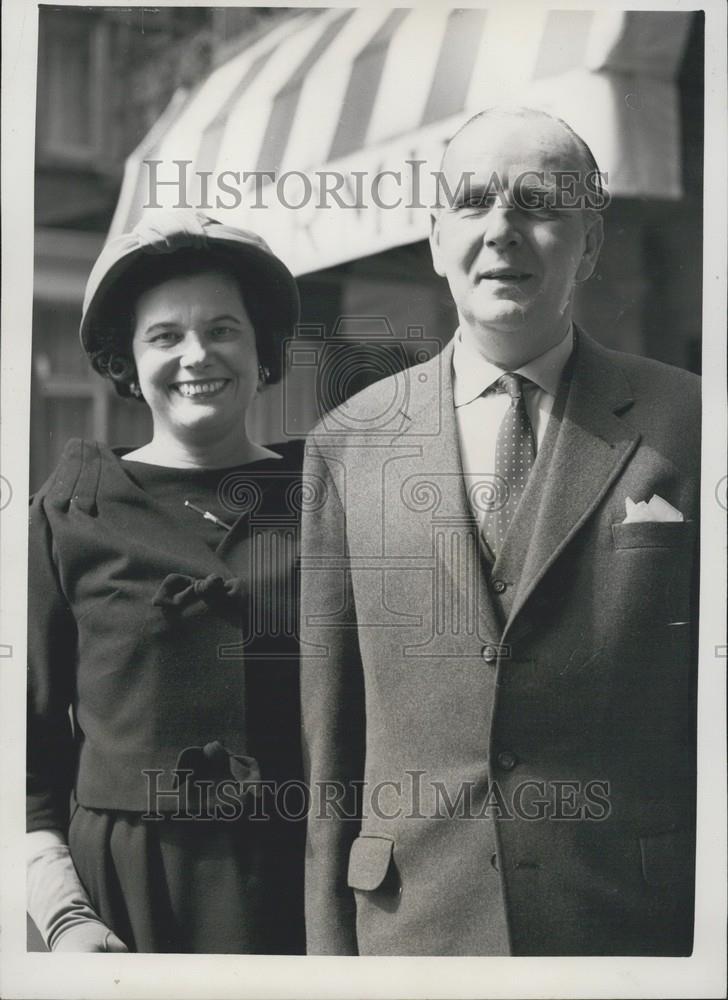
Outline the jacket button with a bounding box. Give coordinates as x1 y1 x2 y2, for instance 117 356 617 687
496 750 518 771
481 644 498 663
490 852 500 871
492 579 507 594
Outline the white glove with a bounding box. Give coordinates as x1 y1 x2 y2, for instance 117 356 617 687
53 923 128 952
27 829 129 952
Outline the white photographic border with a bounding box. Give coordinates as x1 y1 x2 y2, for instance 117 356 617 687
1 0 725 996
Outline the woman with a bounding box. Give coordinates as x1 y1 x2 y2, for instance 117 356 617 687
26 210 305 953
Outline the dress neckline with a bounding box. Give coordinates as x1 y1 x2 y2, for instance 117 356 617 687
114 447 283 475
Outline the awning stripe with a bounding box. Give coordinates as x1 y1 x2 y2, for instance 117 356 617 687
110 8 694 248
533 10 595 80
280 8 396 173
365 7 451 145
421 8 488 126
255 9 355 176
111 86 192 239
328 9 410 161
194 48 273 176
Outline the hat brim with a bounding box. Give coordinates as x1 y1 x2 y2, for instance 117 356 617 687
80 230 300 358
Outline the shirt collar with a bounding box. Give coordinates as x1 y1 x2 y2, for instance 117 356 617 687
452 325 574 407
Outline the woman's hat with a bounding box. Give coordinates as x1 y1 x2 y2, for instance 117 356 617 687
80 209 300 357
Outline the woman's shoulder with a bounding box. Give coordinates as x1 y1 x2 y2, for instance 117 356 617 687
31 438 119 512
32 438 306 509
264 438 305 474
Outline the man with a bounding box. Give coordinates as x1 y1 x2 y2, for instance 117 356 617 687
300 108 699 956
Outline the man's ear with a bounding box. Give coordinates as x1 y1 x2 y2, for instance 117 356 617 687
575 211 604 283
429 211 446 277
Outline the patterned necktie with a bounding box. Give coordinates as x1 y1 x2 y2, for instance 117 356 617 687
481 373 536 560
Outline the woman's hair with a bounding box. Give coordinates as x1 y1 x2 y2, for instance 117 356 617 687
88 248 284 399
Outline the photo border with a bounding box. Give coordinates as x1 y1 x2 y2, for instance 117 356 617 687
1 0 725 996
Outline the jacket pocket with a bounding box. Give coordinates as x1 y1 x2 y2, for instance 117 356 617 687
639 829 694 887
612 520 694 550
347 835 394 891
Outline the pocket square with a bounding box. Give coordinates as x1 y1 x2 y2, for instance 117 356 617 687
623 494 684 523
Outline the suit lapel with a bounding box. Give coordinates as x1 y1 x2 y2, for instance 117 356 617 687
397 342 503 644
504 331 640 634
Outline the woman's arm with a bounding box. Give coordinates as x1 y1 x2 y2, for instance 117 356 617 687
27 829 127 951
27 495 77 832
27 495 127 951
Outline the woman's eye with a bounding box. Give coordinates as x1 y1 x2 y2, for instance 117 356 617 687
150 331 179 345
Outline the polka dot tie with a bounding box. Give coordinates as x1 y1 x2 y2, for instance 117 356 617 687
481 373 536 560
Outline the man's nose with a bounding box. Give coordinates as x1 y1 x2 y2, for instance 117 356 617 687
180 332 211 367
482 207 522 249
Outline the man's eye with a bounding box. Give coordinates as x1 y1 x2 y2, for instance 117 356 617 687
532 204 559 218
458 194 497 211
209 326 237 338
518 191 558 214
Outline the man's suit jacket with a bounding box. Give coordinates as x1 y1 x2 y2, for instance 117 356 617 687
300 330 699 956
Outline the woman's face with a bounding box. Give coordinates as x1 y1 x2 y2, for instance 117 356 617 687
131 270 259 447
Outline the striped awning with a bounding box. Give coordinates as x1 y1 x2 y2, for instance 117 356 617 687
110 7 693 275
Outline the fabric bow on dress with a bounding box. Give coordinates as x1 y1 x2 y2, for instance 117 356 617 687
174 740 261 787
151 573 247 618
171 741 263 813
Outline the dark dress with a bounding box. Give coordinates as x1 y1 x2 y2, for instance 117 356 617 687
27 439 306 953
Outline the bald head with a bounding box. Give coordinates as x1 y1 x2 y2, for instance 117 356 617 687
438 106 606 214
446 107 600 181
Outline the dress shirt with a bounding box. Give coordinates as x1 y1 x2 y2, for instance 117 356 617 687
452 326 574 526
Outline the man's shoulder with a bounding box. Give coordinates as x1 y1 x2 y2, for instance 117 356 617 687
307 348 444 442
604 344 699 395
580 337 701 479
584 336 700 415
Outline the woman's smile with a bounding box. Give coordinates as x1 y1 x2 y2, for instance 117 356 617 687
171 377 231 399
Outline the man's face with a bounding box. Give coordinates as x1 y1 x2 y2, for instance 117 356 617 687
429 114 603 364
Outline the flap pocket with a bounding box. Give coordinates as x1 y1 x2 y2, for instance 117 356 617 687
347 835 394 891
639 829 694 887
612 520 694 550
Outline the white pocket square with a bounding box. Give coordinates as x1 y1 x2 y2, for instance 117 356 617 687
623 494 684 523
